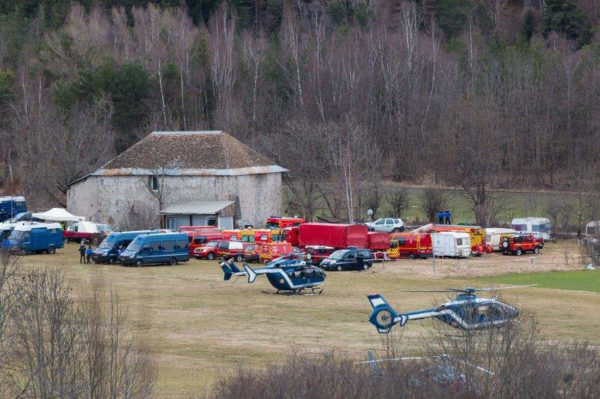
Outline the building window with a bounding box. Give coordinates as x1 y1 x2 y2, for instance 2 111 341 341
150 176 159 191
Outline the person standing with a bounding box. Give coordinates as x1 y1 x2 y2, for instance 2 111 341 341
86 244 93 264
79 242 86 263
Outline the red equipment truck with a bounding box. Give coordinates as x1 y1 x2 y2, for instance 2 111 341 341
298 223 369 249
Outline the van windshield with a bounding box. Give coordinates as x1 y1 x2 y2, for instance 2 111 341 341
98 235 117 249
127 237 143 252
330 250 346 260
10 230 29 241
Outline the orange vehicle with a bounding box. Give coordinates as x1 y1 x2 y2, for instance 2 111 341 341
415 224 489 255
387 233 432 259
241 229 272 243
259 242 293 263
270 228 286 242
222 229 241 241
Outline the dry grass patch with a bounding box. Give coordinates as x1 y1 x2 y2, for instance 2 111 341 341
13 241 600 397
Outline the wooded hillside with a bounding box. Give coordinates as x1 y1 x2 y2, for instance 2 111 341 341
0 0 599 222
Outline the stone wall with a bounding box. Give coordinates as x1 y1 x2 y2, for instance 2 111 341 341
67 172 282 228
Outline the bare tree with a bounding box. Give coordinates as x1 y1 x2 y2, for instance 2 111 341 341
388 187 409 219
421 188 447 223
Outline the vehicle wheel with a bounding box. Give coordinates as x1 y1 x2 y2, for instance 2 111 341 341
337 265 343 272
135 259 143 267
169 257 177 266
393 228 401 233
408 254 415 259
534 247 540 254
236 254 243 262
48 246 55 254
207 253 215 260
516 248 522 256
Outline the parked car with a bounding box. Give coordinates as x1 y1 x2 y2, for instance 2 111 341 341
8 222 64 254
216 240 246 261
119 233 189 266
194 241 220 260
501 234 542 256
365 218 405 233
305 245 335 265
320 248 373 271
186 229 223 255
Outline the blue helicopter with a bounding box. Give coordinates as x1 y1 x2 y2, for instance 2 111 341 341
367 285 534 333
220 257 327 294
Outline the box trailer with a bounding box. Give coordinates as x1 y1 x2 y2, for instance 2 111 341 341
511 217 551 241
432 232 471 258
298 223 369 249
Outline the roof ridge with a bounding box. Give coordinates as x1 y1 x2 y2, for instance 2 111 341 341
95 133 150 171
221 132 231 169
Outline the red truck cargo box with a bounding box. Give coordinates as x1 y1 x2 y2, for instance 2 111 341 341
298 223 368 249
367 232 390 251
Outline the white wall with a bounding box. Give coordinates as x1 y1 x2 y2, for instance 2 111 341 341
67 172 283 229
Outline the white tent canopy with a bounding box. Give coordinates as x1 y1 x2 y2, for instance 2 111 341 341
32 208 85 222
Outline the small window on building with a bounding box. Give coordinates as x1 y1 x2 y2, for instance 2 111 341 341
150 176 159 191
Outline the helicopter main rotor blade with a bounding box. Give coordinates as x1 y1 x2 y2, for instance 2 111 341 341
401 289 460 293
470 284 537 292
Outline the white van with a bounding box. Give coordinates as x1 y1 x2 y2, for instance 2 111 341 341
485 228 517 251
511 217 551 240
432 232 471 258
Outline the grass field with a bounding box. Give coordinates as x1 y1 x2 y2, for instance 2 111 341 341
16 241 600 397
290 184 588 225
485 270 600 293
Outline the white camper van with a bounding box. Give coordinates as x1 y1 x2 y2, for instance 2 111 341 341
485 228 517 251
432 232 471 258
511 217 551 241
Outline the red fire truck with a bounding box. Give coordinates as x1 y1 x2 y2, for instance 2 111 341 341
388 233 433 259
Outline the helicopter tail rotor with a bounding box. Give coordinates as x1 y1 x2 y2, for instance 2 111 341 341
220 263 233 281
228 259 242 273
367 294 407 334
243 264 257 284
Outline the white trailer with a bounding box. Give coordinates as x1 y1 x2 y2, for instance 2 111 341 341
432 232 471 258
485 228 517 251
511 217 551 241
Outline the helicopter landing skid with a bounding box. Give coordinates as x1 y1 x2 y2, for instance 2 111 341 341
261 287 324 296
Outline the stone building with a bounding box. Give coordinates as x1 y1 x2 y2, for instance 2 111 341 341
67 131 287 229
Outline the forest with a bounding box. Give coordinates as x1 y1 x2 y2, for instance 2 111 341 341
1 0 599 224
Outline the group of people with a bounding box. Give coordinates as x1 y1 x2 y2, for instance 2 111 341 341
78 242 93 264
78 241 124 264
